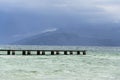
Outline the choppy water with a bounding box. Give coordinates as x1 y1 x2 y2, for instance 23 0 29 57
0 45 120 80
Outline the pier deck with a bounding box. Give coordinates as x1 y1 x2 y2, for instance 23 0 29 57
0 49 86 55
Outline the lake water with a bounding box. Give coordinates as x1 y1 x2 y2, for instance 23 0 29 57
0 45 120 80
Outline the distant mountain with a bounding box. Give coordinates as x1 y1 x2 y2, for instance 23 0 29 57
13 25 120 46
1 10 120 46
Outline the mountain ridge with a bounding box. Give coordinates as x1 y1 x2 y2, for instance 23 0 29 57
13 26 120 46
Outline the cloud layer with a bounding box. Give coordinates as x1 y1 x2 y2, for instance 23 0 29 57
0 0 120 22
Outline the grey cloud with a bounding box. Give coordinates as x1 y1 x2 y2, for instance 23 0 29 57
0 0 120 22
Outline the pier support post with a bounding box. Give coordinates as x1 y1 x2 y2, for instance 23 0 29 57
22 51 26 55
51 51 54 55
27 51 31 55
37 51 40 55
83 51 86 55
77 51 80 55
42 51 45 55
70 51 73 55
64 51 67 55
12 51 15 55
56 51 59 55
7 50 11 55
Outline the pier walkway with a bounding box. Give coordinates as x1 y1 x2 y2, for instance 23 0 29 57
0 49 86 55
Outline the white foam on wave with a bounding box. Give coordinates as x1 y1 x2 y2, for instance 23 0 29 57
0 46 120 80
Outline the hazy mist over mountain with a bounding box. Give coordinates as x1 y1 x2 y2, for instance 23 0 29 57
0 0 120 46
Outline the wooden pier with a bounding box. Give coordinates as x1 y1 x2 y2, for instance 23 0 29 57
0 49 86 55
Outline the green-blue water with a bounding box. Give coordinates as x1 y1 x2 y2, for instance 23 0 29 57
0 45 120 80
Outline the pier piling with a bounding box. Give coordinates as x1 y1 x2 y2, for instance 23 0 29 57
12 51 15 55
77 51 80 55
51 51 54 55
7 50 11 55
42 51 45 55
37 51 40 55
22 51 26 55
83 51 86 55
64 51 67 55
56 51 59 55
70 51 73 55
27 51 31 55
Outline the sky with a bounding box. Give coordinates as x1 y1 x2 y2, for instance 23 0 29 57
0 0 120 44
0 0 120 21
